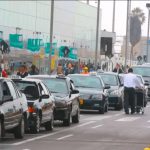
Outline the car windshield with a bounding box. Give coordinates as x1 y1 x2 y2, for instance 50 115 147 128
100 74 118 86
41 78 68 94
133 67 150 77
14 81 39 100
69 75 103 89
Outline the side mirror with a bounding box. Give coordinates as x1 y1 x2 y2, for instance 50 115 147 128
3 95 13 102
104 85 110 89
71 89 79 94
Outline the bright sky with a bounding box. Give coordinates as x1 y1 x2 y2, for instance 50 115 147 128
83 0 150 37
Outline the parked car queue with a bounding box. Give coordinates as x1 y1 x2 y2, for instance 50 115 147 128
0 69 149 140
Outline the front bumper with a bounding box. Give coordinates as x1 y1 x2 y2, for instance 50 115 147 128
54 107 69 120
79 99 104 110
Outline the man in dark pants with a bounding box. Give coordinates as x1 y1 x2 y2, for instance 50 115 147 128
123 68 141 114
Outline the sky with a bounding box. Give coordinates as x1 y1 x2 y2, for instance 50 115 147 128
82 0 150 37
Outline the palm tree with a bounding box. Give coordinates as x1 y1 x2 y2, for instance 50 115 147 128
130 7 145 65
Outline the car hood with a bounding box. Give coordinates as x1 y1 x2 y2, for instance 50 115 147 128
107 86 119 92
52 93 69 100
77 87 103 95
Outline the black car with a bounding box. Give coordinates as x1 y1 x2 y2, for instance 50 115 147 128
27 75 80 126
13 78 55 133
68 74 110 114
132 65 150 101
98 72 124 110
0 78 28 139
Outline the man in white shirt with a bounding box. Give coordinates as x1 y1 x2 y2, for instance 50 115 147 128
123 68 142 114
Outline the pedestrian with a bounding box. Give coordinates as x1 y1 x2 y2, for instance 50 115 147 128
113 63 123 74
17 65 28 78
57 63 63 75
2 69 8 78
29 64 39 75
81 66 89 74
123 68 142 114
65 63 74 76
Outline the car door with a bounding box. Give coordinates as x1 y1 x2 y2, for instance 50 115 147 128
7 81 22 124
2 81 17 129
69 80 79 116
38 82 52 123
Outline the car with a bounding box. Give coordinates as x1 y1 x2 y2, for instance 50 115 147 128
68 73 110 114
0 78 28 139
27 75 80 126
13 78 55 133
132 65 150 101
98 72 124 110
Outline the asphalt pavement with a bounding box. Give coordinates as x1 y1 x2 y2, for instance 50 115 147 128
1 104 150 150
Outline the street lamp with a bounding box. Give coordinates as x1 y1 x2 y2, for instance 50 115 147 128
146 3 150 62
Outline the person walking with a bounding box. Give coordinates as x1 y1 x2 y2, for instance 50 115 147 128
123 68 142 114
29 64 39 75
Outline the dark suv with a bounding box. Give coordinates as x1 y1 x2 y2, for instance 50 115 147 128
13 78 55 133
27 75 80 126
0 78 28 139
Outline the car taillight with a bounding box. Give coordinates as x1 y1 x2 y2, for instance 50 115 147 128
28 106 35 113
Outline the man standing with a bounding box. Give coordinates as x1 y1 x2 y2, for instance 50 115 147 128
123 68 142 114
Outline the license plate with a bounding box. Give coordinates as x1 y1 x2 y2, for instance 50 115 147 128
80 99 84 105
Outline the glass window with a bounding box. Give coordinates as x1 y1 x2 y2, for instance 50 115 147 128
41 78 68 94
14 81 39 100
133 67 150 77
69 76 103 89
100 74 118 86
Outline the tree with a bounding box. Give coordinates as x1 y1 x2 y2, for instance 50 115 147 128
130 7 145 65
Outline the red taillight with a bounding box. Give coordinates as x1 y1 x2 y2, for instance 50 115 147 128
28 107 35 113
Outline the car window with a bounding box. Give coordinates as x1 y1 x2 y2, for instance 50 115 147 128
42 78 69 94
14 81 39 100
0 84 3 101
12 82 22 98
40 82 50 95
69 76 103 89
133 67 150 77
7 81 17 99
100 74 119 86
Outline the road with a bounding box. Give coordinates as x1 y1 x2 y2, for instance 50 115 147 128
0 105 150 150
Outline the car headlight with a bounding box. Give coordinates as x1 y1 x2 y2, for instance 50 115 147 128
110 90 119 96
92 94 103 100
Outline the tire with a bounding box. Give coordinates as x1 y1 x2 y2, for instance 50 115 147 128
115 104 123 111
45 114 54 131
0 120 5 138
30 115 40 134
99 107 105 114
63 112 71 126
72 109 80 123
14 117 24 139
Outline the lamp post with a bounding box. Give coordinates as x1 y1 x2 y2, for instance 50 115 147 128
95 0 100 69
48 0 54 74
146 3 150 62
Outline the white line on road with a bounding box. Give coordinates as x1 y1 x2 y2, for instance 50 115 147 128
115 117 140 122
113 113 124 117
92 124 104 129
57 134 73 140
76 121 96 127
83 116 112 121
147 120 150 123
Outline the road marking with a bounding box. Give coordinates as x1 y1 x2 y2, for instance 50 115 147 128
76 121 96 127
57 134 73 140
115 117 140 122
147 120 150 123
92 124 104 129
22 149 31 150
83 116 112 121
113 113 124 117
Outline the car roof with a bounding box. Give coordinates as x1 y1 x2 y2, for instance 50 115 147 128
13 78 42 83
132 65 150 68
0 77 12 82
27 74 70 80
98 72 119 76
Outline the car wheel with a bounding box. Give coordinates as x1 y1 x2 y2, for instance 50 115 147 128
45 113 54 131
72 109 80 123
0 120 5 138
30 115 40 134
115 103 123 110
63 112 71 126
99 107 105 114
14 117 24 139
